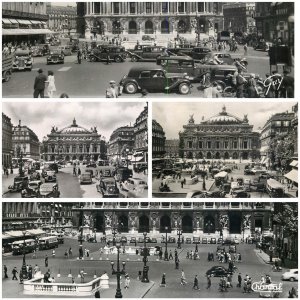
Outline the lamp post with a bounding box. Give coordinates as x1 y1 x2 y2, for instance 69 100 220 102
16 145 24 177
125 148 129 169
142 232 149 282
195 240 199 253
177 228 182 249
111 244 126 298
78 208 84 259
112 227 118 247
21 231 28 280
164 226 169 261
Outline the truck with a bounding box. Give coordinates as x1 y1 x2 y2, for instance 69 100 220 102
2 54 13 82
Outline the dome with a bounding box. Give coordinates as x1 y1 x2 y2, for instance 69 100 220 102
58 118 92 134
204 106 243 125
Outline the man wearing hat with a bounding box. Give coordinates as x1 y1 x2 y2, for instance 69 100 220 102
106 80 121 98
280 70 294 98
33 68 47 98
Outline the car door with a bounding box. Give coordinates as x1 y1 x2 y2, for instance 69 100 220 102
137 71 153 91
151 70 168 91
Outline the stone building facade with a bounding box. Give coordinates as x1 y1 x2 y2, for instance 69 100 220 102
2 113 13 168
179 106 260 161
152 120 166 159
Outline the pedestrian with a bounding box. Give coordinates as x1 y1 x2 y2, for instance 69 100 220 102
193 275 200 290
105 48 111 65
86 249 90 257
4 265 8 278
34 264 39 274
169 250 173 260
77 49 82 64
80 270 85 283
159 249 163 260
28 265 33 280
46 70 56 98
32 249 36 259
124 275 130 289
12 267 18 280
95 290 101 298
78 167 81 176
207 275 211 289
281 70 294 98
106 80 120 98
160 273 166 287
243 279 247 293
52 249 55 258
180 270 187 285
65 250 68 259
45 255 48 267
33 68 47 98
73 166 77 176
181 178 184 188
175 258 179 269
243 43 248 56
247 73 258 98
237 273 242 288
236 68 246 98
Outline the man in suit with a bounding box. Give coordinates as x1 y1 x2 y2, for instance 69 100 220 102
33 68 47 98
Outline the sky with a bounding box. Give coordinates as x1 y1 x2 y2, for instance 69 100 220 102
153 102 296 139
3 102 146 141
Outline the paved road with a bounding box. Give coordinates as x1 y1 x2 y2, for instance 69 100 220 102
3 238 296 298
2 48 270 98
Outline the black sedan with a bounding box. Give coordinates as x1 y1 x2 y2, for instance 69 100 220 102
119 67 191 95
206 266 232 277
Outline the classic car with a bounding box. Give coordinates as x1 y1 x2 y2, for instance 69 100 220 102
31 44 50 56
44 170 57 182
8 176 29 192
119 67 191 95
12 50 32 71
254 39 270 52
96 177 119 198
189 47 212 60
21 180 42 198
127 46 167 62
79 172 93 184
121 178 148 191
46 49 64 64
204 52 235 65
89 46 126 62
39 183 60 198
58 45 72 56
206 266 232 277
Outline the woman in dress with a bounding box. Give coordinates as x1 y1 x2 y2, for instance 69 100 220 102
47 70 56 98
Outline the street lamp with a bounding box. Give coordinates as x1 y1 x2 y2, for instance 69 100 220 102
125 148 130 169
142 232 149 282
177 228 182 249
111 244 126 298
16 145 24 177
21 231 28 280
112 227 118 247
195 240 199 253
164 226 169 261
78 208 84 259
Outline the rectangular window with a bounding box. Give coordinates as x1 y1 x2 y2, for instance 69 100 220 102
178 2 185 13
233 141 238 149
188 141 193 148
207 141 211 149
129 3 135 14
162 2 169 13
146 2 152 13
198 141 203 149
216 141 220 149
224 141 229 149
113 3 120 14
198 3 204 12
243 141 248 149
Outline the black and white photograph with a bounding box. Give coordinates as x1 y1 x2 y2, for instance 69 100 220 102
152 102 298 198
2 2 294 98
2 102 148 198
2 202 298 298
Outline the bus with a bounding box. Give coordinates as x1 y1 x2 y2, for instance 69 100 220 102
12 239 36 255
39 236 58 250
217 31 231 42
266 179 285 198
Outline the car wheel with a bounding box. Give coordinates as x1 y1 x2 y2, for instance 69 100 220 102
91 56 96 62
289 277 295 282
210 273 214 277
212 80 226 92
3 71 11 82
131 56 138 62
178 83 190 95
125 82 138 94
115 56 122 63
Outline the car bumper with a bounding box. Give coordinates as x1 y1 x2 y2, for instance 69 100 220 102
47 59 63 64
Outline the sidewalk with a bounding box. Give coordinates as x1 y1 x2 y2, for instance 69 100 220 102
2 173 17 195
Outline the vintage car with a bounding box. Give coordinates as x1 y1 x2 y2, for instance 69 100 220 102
206 266 232 277
8 176 29 193
39 183 60 198
119 67 191 95
189 47 212 60
167 45 194 56
96 177 119 198
205 52 235 65
31 44 50 56
127 46 167 62
12 50 32 71
254 39 270 52
121 178 148 191
89 46 126 63
44 170 57 182
46 49 64 64
21 180 42 198
58 45 72 56
79 172 93 184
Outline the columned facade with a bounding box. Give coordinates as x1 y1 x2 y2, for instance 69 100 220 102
79 2 224 38
179 106 260 161
72 202 273 238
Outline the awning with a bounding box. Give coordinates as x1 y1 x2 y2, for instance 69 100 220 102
290 160 298 168
4 230 30 238
284 169 298 183
2 18 12 24
16 19 32 25
2 28 53 36
30 20 42 25
9 19 19 24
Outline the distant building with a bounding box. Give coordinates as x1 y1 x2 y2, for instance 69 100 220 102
46 4 77 33
12 120 40 161
2 113 13 168
223 2 256 34
133 105 148 165
107 126 134 162
2 2 50 44
260 110 295 167
165 139 179 158
152 120 166 158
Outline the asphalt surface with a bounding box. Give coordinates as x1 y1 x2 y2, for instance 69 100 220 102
2 47 270 98
2 237 297 298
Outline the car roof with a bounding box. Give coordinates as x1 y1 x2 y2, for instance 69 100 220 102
41 183 57 187
15 50 30 55
128 67 164 76
160 55 194 61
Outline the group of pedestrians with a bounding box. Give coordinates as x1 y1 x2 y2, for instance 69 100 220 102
33 68 57 98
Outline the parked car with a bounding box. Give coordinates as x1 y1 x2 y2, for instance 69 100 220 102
96 177 119 198
21 180 42 198
207 52 235 65
232 189 251 198
122 177 148 191
254 40 270 52
185 238 192 244
130 237 136 244
119 67 191 95
206 266 232 277
58 45 72 56
79 172 93 184
210 238 217 244
202 238 208 244
47 49 64 64
189 47 212 60
128 46 166 62
281 269 298 282
89 46 126 63
39 183 60 198
8 176 29 192
44 170 57 182
12 50 32 71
